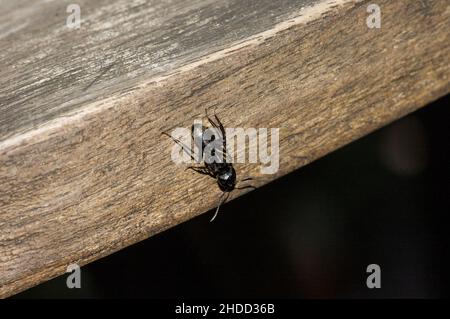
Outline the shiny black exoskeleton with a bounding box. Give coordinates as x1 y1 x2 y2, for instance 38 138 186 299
190 112 237 192
163 109 254 221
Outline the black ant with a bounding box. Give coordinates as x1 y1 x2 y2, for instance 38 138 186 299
163 109 255 221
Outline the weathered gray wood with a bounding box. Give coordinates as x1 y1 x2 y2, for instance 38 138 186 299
1 0 449 297
0 0 320 142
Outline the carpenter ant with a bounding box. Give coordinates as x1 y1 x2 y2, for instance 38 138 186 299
163 109 255 222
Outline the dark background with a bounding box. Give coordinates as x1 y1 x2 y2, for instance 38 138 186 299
15 94 449 298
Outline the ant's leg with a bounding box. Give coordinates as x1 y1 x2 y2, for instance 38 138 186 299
235 185 257 191
205 108 228 162
205 108 221 135
186 166 210 175
213 111 228 162
205 108 226 139
162 131 196 162
210 191 230 222
213 112 226 141
236 176 256 190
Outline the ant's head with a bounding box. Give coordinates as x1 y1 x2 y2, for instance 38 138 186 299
217 166 236 192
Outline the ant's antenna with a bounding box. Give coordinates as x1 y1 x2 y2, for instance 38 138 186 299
210 192 230 222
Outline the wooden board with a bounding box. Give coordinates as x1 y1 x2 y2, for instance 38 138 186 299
1 0 449 297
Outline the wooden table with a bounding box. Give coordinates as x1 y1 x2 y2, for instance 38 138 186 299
1 0 449 297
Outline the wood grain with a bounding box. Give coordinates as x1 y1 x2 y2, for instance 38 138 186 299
1 0 449 297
